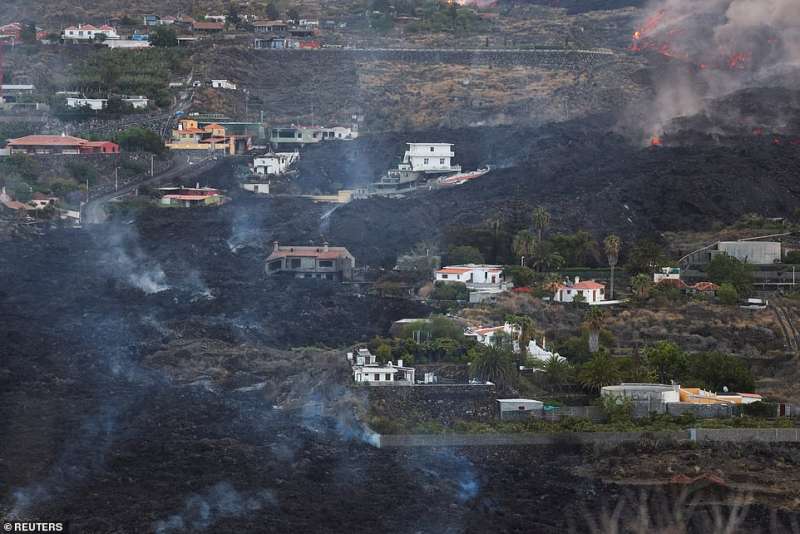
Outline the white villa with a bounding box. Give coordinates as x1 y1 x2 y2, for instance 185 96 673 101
464 323 519 346
653 267 681 283
435 264 506 290
253 152 299 176
553 277 606 304
63 24 119 41
66 97 107 111
401 143 461 174
211 79 237 90
349 348 415 385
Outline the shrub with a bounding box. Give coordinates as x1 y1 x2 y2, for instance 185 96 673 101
430 281 468 301
717 282 739 305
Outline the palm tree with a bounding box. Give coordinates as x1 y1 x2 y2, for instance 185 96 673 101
543 354 573 393
470 345 515 389
630 273 653 299
604 234 621 299
507 315 534 355
512 230 536 266
532 251 565 273
584 307 605 354
578 350 621 392
532 206 551 244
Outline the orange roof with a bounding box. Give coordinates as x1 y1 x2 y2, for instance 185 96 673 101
558 280 605 291
437 267 471 274
268 245 352 261
7 135 88 147
193 21 224 30
204 123 224 130
692 281 720 291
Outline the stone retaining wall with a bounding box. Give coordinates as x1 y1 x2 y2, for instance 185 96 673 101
376 428 800 448
367 384 496 425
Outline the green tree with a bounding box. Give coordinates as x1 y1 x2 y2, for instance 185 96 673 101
227 5 242 28
604 234 621 299
549 230 595 268
512 230 536 267
506 315 534 355
542 354 573 392
21 22 38 44
503 265 535 287
149 26 178 47
531 249 564 273
625 239 668 275
630 273 653 299
470 345 516 389
685 352 755 392
784 250 800 264
532 206 551 244
643 341 687 384
446 245 484 265
717 282 739 305
706 254 753 295
578 350 621 391
287 7 300 22
583 307 605 354
114 127 164 154
93 32 108 43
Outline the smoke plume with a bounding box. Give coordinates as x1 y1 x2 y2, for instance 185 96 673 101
631 0 800 137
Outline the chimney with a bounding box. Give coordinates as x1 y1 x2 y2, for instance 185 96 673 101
397 359 403 368
323 241 329 252
273 240 279 252
574 276 580 284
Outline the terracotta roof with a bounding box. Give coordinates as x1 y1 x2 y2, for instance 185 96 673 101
1 199 29 210
559 280 605 291
437 268 471 274
268 245 352 261
657 278 689 289
692 281 720 292
204 123 224 130
7 135 88 147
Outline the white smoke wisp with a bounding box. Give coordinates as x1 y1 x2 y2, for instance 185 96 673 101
100 225 170 294
632 0 800 137
153 482 277 534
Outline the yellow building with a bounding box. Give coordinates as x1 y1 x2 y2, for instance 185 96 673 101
166 119 249 155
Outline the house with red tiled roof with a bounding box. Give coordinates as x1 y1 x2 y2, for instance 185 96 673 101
553 277 606 304
265 242 355 281
6 135 119 155
192 21 225 33
63 24 119 41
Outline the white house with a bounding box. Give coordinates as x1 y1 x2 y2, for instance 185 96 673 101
211 79 237 90
66 97 108 111
526 338 566 363
253 152 299 176
62 24 119 41
122 96 149 109
435 264 506 290
464 323 520 346
242 182 270 195
553 277 606 304
349 348 415 384
402 143 461 174
653 267 680 283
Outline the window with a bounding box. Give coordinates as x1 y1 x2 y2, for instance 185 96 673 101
385 373 391 381
440 158 445 165
441 274 448 279
290 258 301 269
268 260 282 271
318 260 333 268
430 146 435 152
423 158 429 164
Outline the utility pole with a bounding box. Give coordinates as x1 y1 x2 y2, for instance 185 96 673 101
115 167 118 191
151 154 155 176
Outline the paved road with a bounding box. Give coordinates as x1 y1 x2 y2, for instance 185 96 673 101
82 156 222 224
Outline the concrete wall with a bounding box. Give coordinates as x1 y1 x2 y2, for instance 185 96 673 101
376 428 800 448
367 384 496 425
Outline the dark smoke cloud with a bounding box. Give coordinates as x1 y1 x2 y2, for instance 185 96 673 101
632 0 800 136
